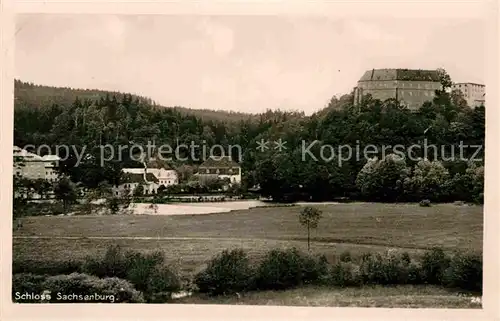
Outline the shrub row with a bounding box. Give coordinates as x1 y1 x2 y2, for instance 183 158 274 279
12 246 482 302
12 273 144 303
194 247 482 296
13 246 181 303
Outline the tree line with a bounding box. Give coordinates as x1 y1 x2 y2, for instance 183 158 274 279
13 72 485 205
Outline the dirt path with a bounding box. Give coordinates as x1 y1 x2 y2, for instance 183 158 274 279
12 235 426 252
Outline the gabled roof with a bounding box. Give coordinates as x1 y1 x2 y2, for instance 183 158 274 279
145 173 159 183
145 157 171 169
122 172 160 184
13 147 43 161
198 156 240 168
122 173 146 183
42 155 61 161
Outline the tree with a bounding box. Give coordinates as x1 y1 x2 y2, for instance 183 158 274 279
466 163 484 204
157 184 167 196
356 154 410 202
13 175 30 226
406 159 450 201
83 187 100 215
133 184 144 197
33 178 52 199
299 206 322 251
437 68 453 91
54 177 78 214
106 196 121 214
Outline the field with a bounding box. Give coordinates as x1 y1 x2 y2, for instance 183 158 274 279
178 285 482 308
13 202 483 279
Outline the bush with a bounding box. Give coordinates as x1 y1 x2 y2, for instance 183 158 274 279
13 259 83 276
330 262 361 287
12 274 47 302
83 245 181 302
358 252 414 285
407 261 424 284
83 245 129 279
302 254 330 285
419 199 431 207
255 248 328 290
420 247 451 285
194 249 254 296
401 252 412 265
339 251 352 263
443 251 482 292
41 273 144 303
123 251 181 301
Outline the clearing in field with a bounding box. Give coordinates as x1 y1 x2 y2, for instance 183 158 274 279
13 202 483 278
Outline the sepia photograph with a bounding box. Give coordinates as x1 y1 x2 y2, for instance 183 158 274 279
2 1 497 317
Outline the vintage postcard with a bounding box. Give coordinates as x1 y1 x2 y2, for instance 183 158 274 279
1 1 498 320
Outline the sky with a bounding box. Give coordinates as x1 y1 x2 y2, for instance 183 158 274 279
15 14 486 114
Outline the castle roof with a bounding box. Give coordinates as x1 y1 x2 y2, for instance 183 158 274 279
359 69 440 82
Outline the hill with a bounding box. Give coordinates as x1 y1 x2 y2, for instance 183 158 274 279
14 80 258 123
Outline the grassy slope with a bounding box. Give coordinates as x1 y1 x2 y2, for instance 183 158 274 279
177 285 482 309
13 203 483 277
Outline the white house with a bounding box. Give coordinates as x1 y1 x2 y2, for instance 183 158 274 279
42 154 60 182
117 156 179 196
13 146 61 181
115 172 160 196
143 158 179 186
196 156 242 185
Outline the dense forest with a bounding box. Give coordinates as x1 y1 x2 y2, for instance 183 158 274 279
13 74 485 203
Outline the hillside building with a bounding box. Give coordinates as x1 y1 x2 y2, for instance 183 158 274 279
13 146 60 181
116 156 179 196
451 82 485 108
195 156 241 185
353 69 442 110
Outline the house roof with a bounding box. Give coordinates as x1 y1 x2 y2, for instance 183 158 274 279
198 156 240 168
453 82 485 87
122 172 160 184
145 157 171 169
359 69 440 82
122 173 145 183
42 155 61 161
13 147 43 161
145 173 159 183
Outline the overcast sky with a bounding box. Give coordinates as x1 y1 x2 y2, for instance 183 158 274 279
15 14 485 114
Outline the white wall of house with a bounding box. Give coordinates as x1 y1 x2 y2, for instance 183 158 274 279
143 182 160 194
14 147 61 181
115 182 141 196
218 173 242 184
123 168 146 175
115 181 161 197
19 161 46 180
44 166 59 182
149 169 178 186
122 168 179 187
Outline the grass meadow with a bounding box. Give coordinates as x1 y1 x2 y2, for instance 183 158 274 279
12 202 483 307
